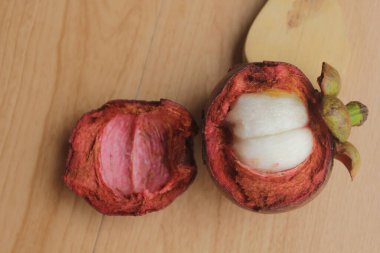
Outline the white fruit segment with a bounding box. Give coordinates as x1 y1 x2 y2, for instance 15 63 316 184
226 92 313 172
226 93 308 138
233 128 313 172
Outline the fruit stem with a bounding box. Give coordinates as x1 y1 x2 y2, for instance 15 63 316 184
346 101 369 127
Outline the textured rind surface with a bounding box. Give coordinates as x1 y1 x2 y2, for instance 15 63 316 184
203 62 334 212
64 99 198 215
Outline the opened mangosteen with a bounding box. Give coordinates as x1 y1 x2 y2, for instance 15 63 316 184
203 62 368 212
64 99 197 215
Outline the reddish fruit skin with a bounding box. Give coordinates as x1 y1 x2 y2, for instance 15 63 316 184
64 99 197 215
203 62 334 212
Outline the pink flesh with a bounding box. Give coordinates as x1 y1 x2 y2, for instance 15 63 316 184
132 113 170 192
100 113 170 195
100 114 134 195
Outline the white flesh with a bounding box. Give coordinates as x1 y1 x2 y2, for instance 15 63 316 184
226 93 308 138
226 92 313 172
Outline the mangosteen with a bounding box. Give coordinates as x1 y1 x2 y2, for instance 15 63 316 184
64 99 197 215
203 62 368 212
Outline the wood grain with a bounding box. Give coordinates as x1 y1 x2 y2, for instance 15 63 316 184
0 0 379 252
244 0 351 82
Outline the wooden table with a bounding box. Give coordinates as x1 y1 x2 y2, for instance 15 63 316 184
1 1 379 252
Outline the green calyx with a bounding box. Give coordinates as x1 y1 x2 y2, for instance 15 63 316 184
319 63 369 141
335 141 361 180
318 62 369 180
321 96 351 142
318 62 341 96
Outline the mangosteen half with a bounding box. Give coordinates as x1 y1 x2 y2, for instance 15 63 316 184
203 62 368 212
64 99 198 215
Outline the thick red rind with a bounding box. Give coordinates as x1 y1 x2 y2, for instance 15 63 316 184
64 99 198 215
203 62 334 212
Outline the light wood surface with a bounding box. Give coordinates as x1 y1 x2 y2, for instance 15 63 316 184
1 0 379 252
244 0 350 81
